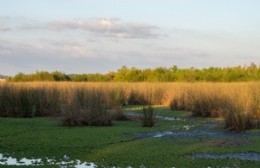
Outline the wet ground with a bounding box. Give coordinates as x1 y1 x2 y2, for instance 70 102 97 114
1 109 259 167
130 111 260 162
125 112 182 121
135 129 260 139
133 114 260 139
192 152 260 161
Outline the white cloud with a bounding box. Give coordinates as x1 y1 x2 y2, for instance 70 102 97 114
0 22 10 31
0 40 94 59
20 18 160 39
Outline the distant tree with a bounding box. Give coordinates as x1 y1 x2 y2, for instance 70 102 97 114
114 66 129 82
51 71 70 81
8 64 260 82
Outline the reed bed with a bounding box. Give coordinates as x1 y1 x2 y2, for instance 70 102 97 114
0 82 259 130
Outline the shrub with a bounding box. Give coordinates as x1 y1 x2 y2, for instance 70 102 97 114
223 100 252 131
84 89 112 126
142 105 156 127
141 90 157 127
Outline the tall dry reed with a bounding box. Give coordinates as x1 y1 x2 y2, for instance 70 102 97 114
0 82 259 130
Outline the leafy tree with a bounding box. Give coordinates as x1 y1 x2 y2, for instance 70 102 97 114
8 64 260 82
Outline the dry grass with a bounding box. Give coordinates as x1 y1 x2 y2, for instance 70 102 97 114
109 88 128 121
0 82 259 130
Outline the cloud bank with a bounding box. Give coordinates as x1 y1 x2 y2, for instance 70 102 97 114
0 22 10 31
19 18 160 39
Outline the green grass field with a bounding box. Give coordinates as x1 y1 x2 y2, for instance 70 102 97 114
0 106 259 168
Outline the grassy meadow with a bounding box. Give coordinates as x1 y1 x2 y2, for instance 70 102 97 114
0 81 260 167
0 106 259 167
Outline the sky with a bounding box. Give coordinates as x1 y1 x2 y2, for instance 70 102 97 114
0 0 260 75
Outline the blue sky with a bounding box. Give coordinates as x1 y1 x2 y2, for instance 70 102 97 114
0 0 260 75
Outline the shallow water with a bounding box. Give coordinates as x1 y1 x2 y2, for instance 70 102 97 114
193 152 260 161
135 130 260 139
152 131 173 138
0 153 96 167
156 116 182 121
125 112 182 121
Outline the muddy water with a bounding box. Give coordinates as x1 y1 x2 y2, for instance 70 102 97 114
0 153 96 167
193 152 260 161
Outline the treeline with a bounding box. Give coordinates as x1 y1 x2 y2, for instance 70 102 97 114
8 63 260 82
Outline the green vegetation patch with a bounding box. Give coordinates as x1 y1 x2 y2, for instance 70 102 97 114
0 106 259 167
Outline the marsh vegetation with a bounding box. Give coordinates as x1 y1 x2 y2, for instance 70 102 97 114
0 81 260 167
0 82 259 131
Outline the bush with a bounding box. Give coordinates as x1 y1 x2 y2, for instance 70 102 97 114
84 89 112 126
223 100 252 131
141 105 156 127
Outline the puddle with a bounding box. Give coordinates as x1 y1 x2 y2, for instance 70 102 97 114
0 153 96 167
125 113 182 121
135 130 260 139
156 116 182 121
152 131 173 138
193 152 260 161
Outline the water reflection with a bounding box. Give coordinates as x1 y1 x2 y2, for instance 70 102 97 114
0 153 96 167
